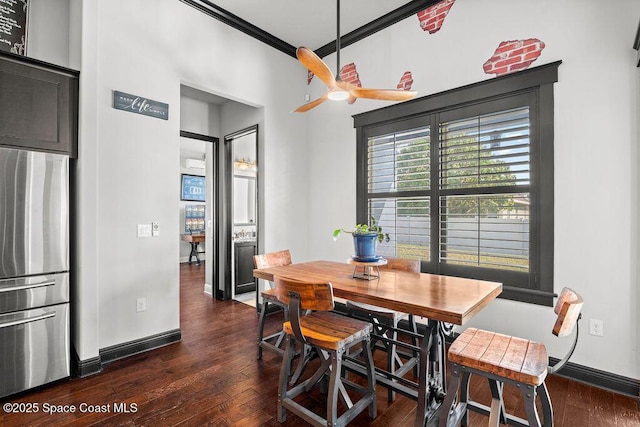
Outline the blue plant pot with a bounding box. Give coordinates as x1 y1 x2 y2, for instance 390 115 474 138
353 233 378 259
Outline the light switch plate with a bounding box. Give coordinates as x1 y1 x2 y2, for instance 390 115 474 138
137 224 152 238
152 221 160 236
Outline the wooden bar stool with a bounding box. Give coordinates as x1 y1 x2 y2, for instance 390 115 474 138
274 276 377 427
253 249 292 360
346 257 420 401
439 287 583 427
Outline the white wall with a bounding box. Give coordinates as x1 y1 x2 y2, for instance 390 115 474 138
305 0 640 379
26 0 70 66
87 0 307 352
73 0 99 361
635 49 640 386
180 96 216 135
25 0 308 359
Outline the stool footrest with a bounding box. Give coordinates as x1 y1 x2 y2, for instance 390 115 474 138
343 355 418 399
465 401 530 427
258 331 286 357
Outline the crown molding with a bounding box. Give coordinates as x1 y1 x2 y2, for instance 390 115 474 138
315 0 440 58
179 0 297 57
181 0 441 59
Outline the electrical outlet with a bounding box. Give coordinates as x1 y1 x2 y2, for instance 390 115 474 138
136 297 147 313
589 318 603 336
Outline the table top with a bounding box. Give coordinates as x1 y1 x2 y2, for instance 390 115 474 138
254 260 502 325
181 234 205 243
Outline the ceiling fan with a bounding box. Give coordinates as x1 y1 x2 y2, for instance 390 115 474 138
293 0 417 113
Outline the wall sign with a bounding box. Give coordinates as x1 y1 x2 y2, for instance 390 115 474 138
0 0 29 55
113 90 169 120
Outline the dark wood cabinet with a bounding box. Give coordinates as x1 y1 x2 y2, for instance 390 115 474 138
234 241 257 294
0 51 79 157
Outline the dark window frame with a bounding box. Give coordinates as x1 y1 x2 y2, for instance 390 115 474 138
354 61 560 306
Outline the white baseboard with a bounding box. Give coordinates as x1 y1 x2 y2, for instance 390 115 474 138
204 283 212 295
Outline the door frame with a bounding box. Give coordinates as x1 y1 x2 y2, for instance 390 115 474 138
222 125 259 301
179 130 219 298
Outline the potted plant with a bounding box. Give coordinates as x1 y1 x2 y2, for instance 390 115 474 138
333 216 390 260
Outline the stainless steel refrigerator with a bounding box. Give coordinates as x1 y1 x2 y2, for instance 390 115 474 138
0 147 70 398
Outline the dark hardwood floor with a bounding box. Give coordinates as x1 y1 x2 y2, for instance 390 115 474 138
1 262 638 426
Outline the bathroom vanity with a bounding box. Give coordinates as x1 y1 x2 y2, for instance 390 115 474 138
234 240 257 294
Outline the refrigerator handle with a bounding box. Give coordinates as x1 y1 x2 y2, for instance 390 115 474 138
0 311 56 329
0 279 56 293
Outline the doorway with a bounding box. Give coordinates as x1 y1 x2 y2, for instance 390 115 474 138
179 131 218 296
179 84 264 304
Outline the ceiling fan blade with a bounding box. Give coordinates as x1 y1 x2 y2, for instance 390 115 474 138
351 88 417 101
292 94 328 113
296 47 336 89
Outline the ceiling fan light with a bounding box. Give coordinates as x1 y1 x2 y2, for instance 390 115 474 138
328 89 349 101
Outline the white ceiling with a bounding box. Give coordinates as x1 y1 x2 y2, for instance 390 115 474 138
180 1 419 106
207 0 411 50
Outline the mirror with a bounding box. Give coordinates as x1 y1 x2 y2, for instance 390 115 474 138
233 175 256 225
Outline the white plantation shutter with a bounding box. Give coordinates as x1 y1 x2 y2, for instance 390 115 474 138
439 193 529 271
369 197 430 260
367 127 431 261
439 107 531 190
438 107 531 272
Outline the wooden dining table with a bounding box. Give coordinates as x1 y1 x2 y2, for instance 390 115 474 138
253 260 502 426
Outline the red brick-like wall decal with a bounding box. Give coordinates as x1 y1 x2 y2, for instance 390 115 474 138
307 70 314 85
397 71 414 90
483 38 545 76
417 0 456 34
339 63 362 87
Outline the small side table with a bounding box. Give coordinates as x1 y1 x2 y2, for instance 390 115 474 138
347 257 388 280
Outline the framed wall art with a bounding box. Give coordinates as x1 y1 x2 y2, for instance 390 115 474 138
181 174 205 202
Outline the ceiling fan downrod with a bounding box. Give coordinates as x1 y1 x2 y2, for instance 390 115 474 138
336 0 341 77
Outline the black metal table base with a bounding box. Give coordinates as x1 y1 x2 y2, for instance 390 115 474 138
187 242 203 265
341 319 448 426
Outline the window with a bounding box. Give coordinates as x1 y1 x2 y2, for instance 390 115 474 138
354 62 559 305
